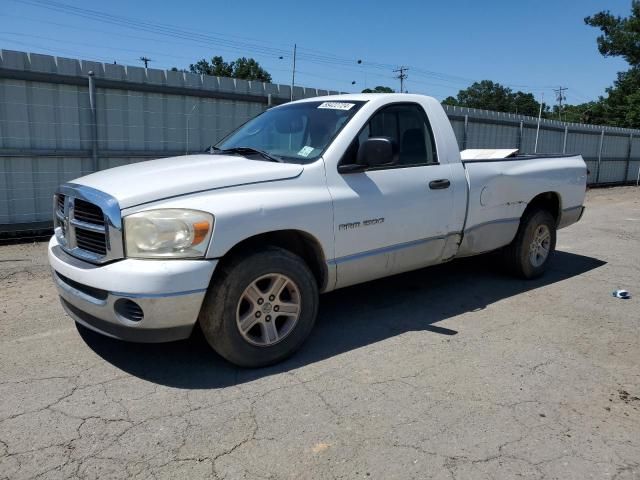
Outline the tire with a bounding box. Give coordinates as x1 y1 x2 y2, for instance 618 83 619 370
503 208 557 279
199 247 319 367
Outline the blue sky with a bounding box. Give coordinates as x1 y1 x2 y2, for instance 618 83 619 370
0 0 633 104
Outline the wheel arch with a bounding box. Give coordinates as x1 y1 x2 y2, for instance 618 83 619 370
216 230 329 291
523 191 562 225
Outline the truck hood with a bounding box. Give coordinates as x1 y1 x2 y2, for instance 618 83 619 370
73 154 304 208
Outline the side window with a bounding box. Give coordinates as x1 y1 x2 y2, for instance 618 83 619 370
369 110 398 139
342 103 438 167
396 106 437 165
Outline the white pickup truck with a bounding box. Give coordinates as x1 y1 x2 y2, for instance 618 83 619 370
49 94 587 367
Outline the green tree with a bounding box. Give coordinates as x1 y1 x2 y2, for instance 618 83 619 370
512 91 542 116
362 85 395 93
232 57 272 82
189 56 234 77
188 55 272 82
585 2 640 66
552 102 599 124
591 68 640 127
456 80 512 112
585 2 640 127
442 80 544 116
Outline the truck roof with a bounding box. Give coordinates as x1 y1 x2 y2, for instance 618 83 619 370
289 93 438 104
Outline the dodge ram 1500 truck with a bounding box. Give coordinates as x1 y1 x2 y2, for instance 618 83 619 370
49 94 587 367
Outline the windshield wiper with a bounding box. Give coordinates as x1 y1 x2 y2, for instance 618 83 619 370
216 146 283 163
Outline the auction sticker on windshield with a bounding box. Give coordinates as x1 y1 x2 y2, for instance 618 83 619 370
317 102 355 110
297 146 314 157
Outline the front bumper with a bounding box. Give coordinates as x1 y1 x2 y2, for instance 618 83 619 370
48 236 217 342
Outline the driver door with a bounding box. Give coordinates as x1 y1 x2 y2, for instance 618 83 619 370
328 103 456 288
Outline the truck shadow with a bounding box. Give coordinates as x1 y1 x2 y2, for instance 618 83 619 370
78 250 605 389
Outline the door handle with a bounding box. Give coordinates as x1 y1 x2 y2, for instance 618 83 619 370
429 179 451 190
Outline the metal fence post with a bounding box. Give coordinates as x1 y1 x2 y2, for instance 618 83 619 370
562 125 568 154
518 120 524 152
463 115 469 150
625 133 633 183
87 71 98 173
185 103 198 155
595 129 605 184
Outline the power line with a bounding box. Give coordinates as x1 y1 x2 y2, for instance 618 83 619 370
7 1 384 80
5 0 463 83
0 1 500 85
0 34 382 92
139 56 151 68
0 15 293 65
0 30 214 63
0 29 571 100
0 31 397 85
10 0 292 57
7 0 586 100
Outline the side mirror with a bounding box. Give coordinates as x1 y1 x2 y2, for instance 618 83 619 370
357 137 397 168
337 137 398 174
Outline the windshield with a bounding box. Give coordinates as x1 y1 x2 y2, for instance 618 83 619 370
214 100 365 163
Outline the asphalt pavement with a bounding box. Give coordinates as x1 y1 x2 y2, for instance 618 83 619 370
1 186 639 479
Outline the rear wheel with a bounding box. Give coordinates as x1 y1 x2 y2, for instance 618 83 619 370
503 209 556 279
199 247 319 367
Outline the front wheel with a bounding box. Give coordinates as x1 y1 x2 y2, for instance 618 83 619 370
503 209 557 279
199 247 319 367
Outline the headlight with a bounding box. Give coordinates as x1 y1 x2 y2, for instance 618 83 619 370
124 209 213 258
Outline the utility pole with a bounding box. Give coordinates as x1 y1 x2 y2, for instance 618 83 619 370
290 44 297 101
393 66 408 93
139 56 152 68
554 86 567 121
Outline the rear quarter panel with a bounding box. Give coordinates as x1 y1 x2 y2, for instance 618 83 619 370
458 155 587 256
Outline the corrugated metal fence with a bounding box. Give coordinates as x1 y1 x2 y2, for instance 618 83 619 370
1 49 639 233
443 105 640 186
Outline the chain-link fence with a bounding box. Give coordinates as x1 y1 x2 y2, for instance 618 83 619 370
1 49 639 233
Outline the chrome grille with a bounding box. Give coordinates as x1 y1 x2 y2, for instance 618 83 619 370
56 194 65 214
56 194 67 237
75 228 107 255
53 184 124 264
74 199 105 225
